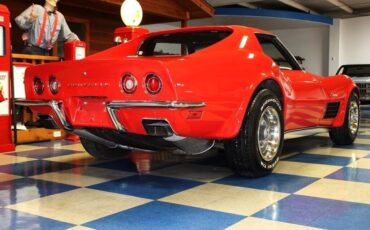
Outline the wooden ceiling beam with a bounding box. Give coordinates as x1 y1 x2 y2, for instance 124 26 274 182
188 0 214 17
209 0 259 7
98 0 188 20
141 0 188 20
325 0 353 14
60 0 214 23
278 0 319 14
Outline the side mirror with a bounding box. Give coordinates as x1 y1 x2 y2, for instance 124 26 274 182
295 56 305 65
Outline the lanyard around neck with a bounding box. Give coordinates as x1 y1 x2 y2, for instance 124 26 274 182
36 8 59 49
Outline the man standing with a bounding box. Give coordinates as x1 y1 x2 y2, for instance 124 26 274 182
15 0 79 56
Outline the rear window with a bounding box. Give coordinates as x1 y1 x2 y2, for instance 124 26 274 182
138 30 232 56
340 65 370 77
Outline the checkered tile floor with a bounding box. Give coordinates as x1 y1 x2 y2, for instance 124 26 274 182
1 110 370 230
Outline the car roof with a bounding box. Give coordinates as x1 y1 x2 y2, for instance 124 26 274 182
340 64 370 67
145 25 273 37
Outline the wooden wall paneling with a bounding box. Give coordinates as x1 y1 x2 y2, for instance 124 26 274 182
64 16 91 55
3 0 214 55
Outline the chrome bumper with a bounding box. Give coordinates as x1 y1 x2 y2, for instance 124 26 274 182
15 100 73 131
15 99 206 132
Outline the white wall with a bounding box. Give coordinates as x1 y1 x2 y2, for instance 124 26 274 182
329 15 370 74
272 27 330 76
340 16 370 65
143 22 180 32
328 19 341 75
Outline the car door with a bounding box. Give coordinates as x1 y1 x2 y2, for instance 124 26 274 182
256 34 327 130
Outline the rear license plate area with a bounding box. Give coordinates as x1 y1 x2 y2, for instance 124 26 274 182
72 97 110 126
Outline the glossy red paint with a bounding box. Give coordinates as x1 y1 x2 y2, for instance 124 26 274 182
22 25 357 140
0 4 15 153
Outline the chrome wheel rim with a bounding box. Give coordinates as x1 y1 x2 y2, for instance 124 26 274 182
257 106 281 162
349 100 359 135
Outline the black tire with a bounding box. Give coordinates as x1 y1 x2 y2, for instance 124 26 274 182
80 138 131 160
329 92 360 145
225 89 284 178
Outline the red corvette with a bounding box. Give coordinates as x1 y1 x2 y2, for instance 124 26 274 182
16 26 360 177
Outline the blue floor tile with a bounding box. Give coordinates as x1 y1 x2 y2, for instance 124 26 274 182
215 173 317 193
284 153 354 166
7 148 82 159
0 178 78 206
326 167 370 183
92 159 137 172
253 194 370 229
88 175 203 199
0 208 73 230
0 160 76 177
84 201 244 230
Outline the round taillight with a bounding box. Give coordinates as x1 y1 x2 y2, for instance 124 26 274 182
33 77 44 95
145 74 162 94
121 74 137 94
49 76 60 95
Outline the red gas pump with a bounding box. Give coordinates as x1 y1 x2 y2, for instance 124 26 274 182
114 27 149 44
64 40 86 61
0 4 15 152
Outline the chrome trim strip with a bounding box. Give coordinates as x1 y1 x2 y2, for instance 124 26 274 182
107 100 206 109
107 107 126 133
15 99 73 131
284 127 329 140
15 99 206 134
49 101 73 131
14 99 51 107
106 101 205 133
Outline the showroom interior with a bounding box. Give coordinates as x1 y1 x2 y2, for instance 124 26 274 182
1 0 370 229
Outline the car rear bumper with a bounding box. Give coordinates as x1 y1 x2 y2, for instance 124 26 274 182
15 99 206 133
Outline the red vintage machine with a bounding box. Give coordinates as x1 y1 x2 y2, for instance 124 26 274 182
64 41 87 61
114 26 149 44
0 4 15 152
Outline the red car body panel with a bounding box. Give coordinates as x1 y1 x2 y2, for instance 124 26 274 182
22 26 357 139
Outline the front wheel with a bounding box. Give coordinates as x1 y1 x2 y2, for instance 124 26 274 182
329 92 360 145
225 89 284 178
80 138 131 160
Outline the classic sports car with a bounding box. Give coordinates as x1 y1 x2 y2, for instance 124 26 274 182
337 64 370 104
16 26 360 177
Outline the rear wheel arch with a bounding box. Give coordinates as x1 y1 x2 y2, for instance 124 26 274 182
224 79 285 177
252 79 284 111
227 78 285 139
225 88 284 177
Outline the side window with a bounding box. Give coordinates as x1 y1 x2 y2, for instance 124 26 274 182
0 26 5 56
154 43 182 56
256 34 300 70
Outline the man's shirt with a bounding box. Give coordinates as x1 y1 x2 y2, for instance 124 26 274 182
15 4 79 50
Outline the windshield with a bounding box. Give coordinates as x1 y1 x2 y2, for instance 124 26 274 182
341 65 370 77
138 30 232 56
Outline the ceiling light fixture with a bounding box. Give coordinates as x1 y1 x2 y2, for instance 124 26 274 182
121 0 143 27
